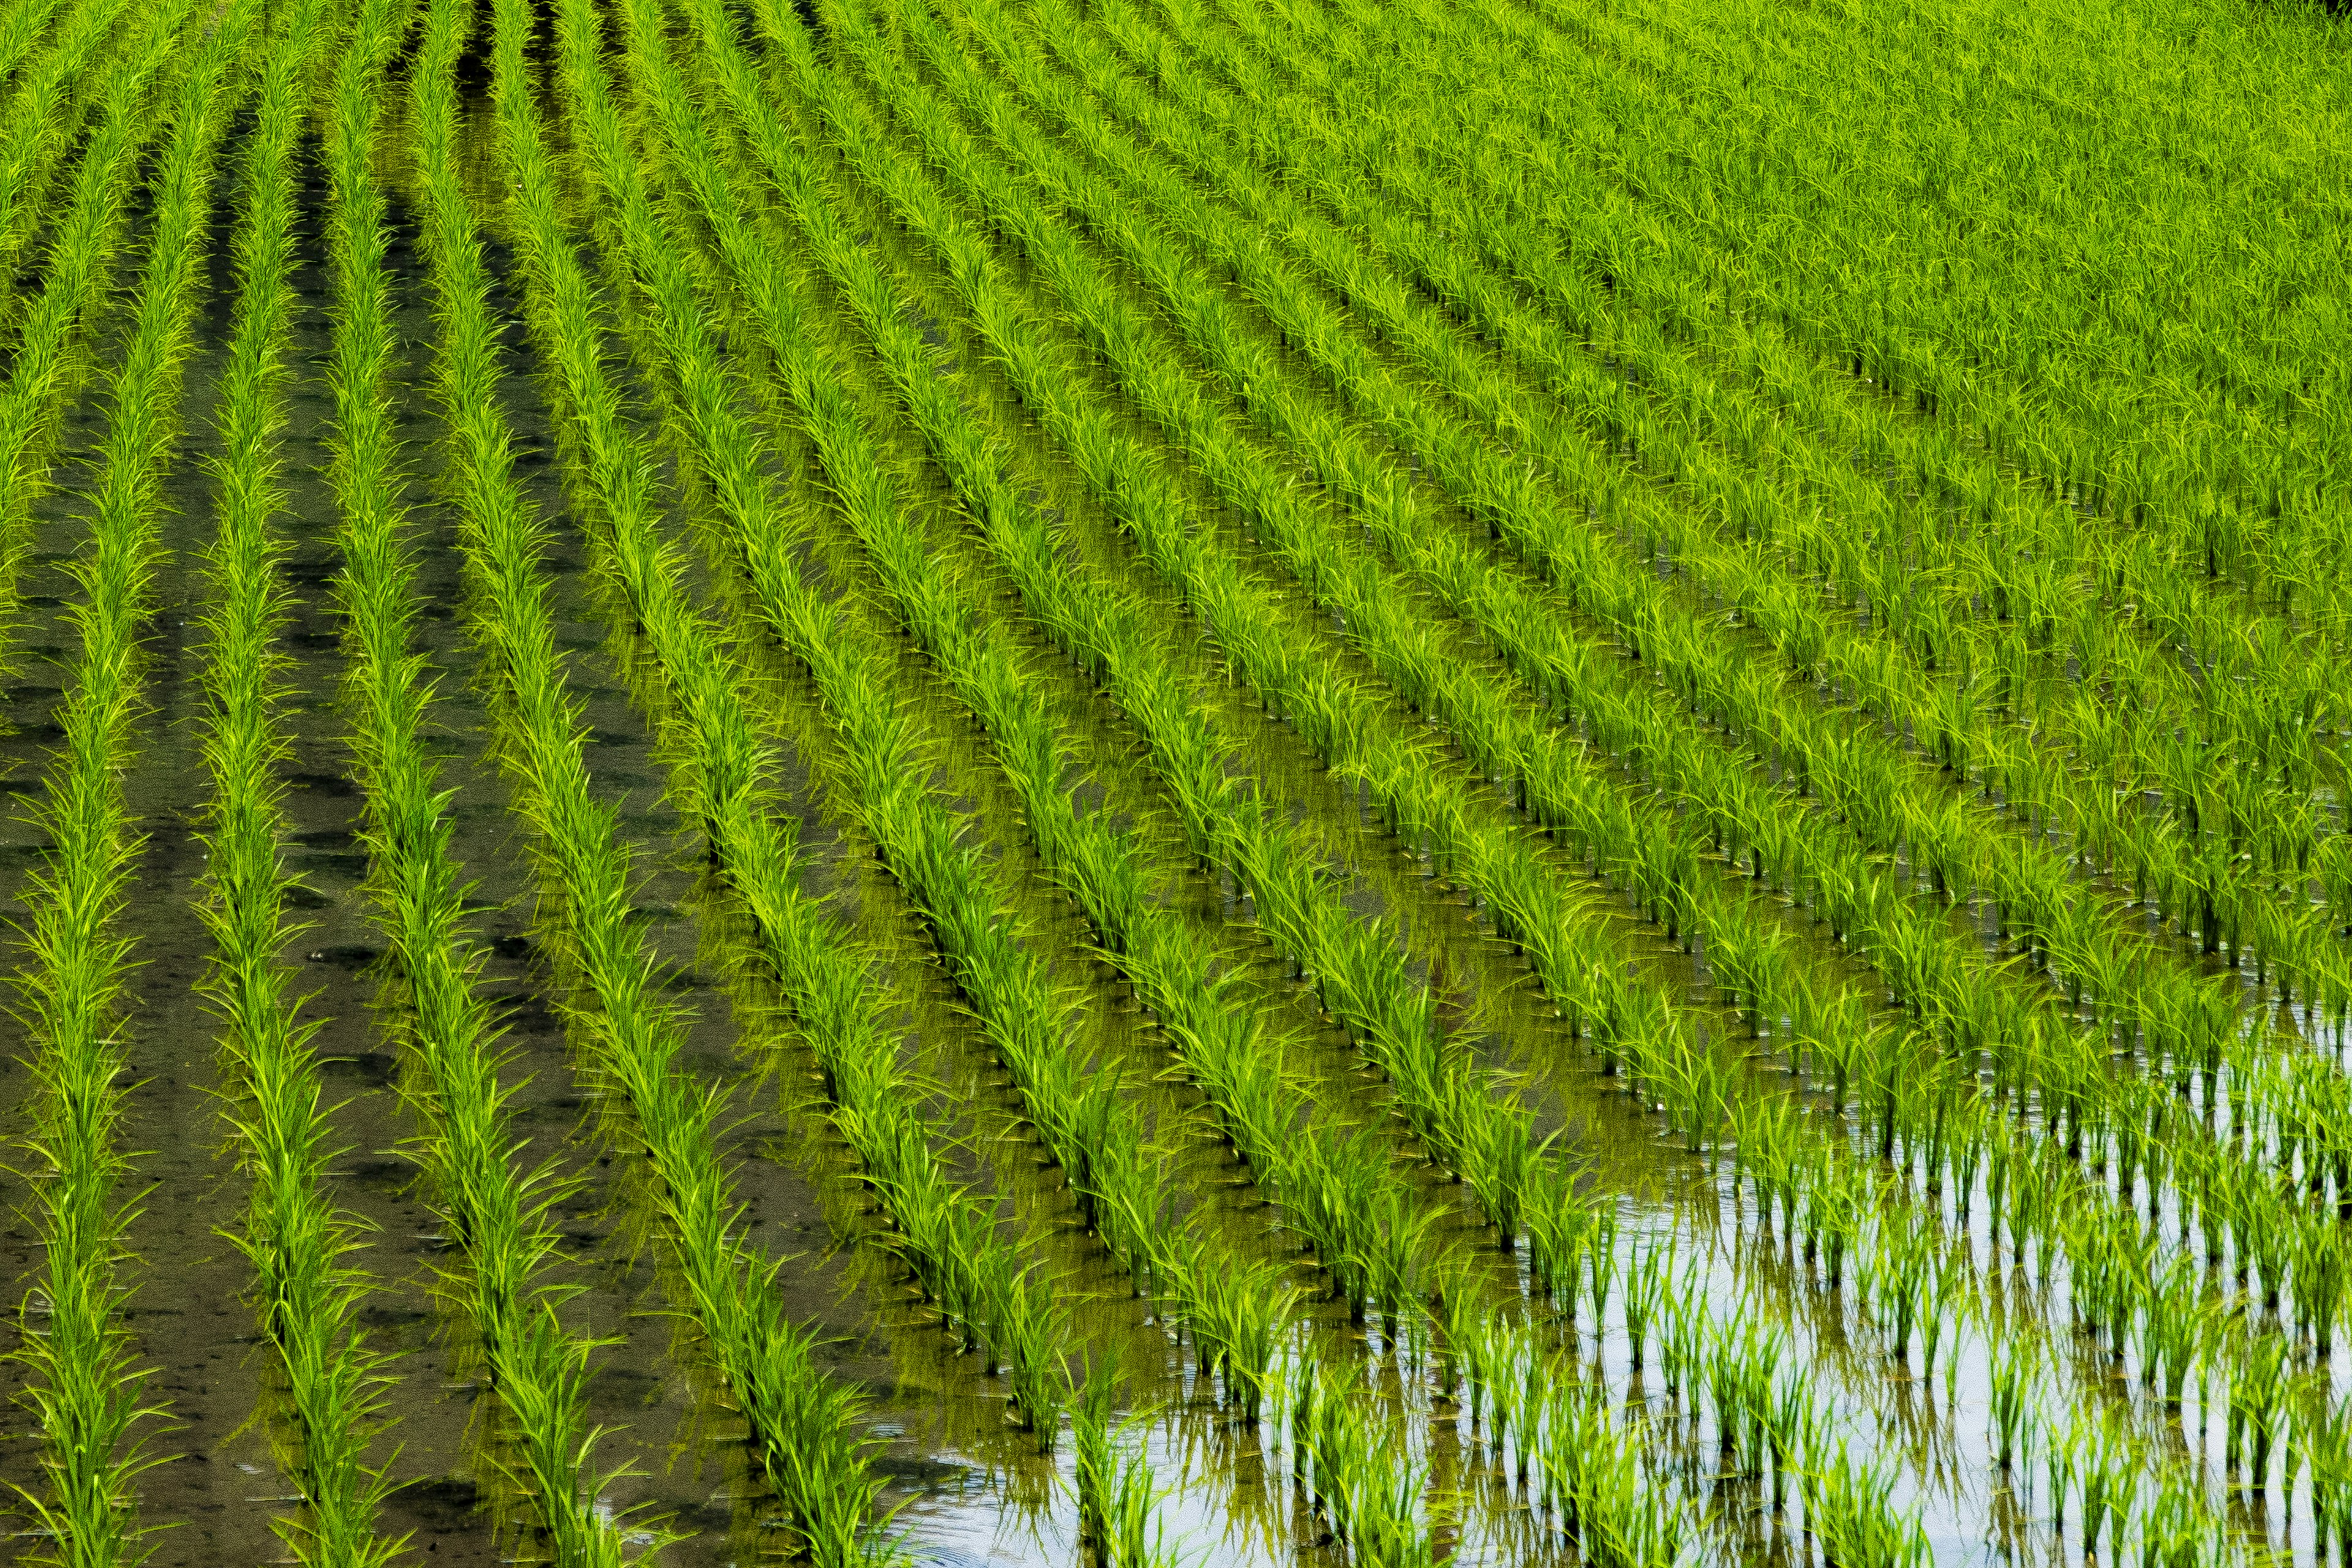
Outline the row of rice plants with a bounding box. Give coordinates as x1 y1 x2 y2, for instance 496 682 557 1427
756 6 1973 1557
622 7 1488 1555
193 2 408 1560
1505 0 2347 626
339 1 641 1559
4 1 252 1557
467 0 984 1552
1190 0 2342 948
0 0 133 340
0 0 196 701
936 5 2352 1502
820 2 2331 1548
968 0 2352 1356
0 0 66 96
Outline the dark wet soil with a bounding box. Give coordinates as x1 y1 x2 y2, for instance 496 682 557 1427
0 8 2257 1567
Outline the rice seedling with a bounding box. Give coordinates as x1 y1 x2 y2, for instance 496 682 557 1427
1288 1354 1436 1568
1802 1445 1928 1568
1986 1337 2037 1474
2 4 253 1561
0 0 199 699
195 1 408 1559
382 0 926 1553
1072 1357 1178 1568
0 0 2330 1560
1620 1238 1665 1371
2225 1329 2293 1493
2081 1426 2142 1561
2138 1477 2230 1568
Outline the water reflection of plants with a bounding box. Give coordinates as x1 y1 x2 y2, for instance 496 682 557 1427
18 0 2343 1560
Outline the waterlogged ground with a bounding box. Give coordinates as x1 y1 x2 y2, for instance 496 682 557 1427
0 86 1394 1568
0 180 2155 1567
0 97 1724 1568
4 0 2352 1564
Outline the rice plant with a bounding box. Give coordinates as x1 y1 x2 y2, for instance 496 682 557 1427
0 0 2333 1562
326 0 657 1559
195 1 408 1559
5 1 253 1558
1072 1357 1179 1568
0 0 201 699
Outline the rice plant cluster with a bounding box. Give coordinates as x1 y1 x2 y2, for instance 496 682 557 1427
0 0 2343 1565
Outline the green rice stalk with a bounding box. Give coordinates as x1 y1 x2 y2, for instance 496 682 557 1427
193 0 409 1561
314 0 655 1560
4 1 254 1559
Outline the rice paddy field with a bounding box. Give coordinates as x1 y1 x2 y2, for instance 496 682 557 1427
0 0 2349 1563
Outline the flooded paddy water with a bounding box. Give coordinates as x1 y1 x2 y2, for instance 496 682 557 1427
2 0 2351 1564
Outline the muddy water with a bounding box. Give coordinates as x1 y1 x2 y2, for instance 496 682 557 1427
0 89 1192 1568
647 288 1336 1567
745 23 2326 1568
0 141 300 1566
0 22 2295 1568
